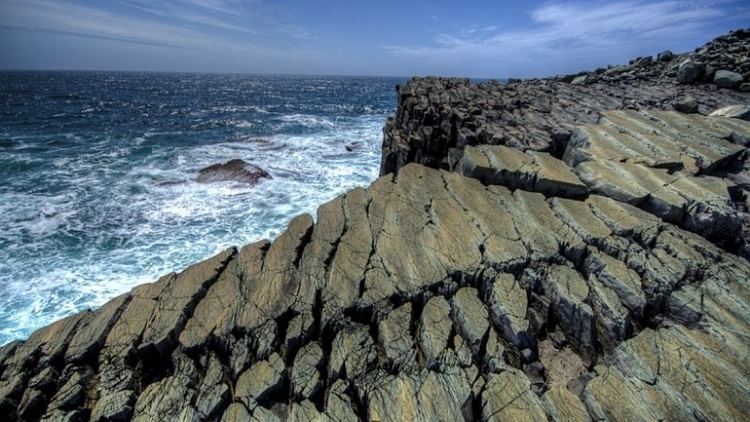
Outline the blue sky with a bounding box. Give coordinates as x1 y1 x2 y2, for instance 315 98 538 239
0 0 748 78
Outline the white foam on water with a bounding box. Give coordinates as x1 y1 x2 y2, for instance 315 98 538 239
277 113 338 129
0 114 386 343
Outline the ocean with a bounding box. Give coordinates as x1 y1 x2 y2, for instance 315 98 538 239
0 71 401 344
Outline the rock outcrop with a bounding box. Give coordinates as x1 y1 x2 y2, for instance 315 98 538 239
380 29 750 175
197 159 271 185
2 163 750 421
2 30 750 421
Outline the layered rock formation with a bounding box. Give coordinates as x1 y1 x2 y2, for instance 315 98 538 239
2 30 750 421
381 29 750 174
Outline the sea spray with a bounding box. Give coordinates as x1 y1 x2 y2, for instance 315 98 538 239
0 72 402 343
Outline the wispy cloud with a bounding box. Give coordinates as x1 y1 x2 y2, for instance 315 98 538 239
115 0 257 34
386 0 744 76
187 0 246 16
1 0 206 49
0 0 311 50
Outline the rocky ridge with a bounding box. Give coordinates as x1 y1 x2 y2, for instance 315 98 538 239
381 29 750 174
2 30 750 421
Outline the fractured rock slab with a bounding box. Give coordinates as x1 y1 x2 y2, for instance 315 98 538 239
459 144 586 197
2 163 750 421
564 110 750 248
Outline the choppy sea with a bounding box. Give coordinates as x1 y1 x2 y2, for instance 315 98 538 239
0 71 401 344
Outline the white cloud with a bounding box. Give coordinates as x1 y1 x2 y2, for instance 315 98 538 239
187 0 245 16
0 0 311 49
1 0 204 48
385 0 740 77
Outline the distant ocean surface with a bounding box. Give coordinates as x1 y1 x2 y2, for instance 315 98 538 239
0 71 401 344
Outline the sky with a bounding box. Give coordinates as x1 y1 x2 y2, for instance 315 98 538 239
0 0 748 78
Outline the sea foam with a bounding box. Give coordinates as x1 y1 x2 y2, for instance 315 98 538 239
0 73 400 344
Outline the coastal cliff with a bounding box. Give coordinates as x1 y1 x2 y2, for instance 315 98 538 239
2 30 750 421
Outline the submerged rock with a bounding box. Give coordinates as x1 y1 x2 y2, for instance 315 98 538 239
196 159 271 185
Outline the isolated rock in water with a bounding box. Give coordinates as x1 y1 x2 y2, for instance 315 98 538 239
676 60 705 84
344 141 364 152
713 70 744 88
197 159 271 185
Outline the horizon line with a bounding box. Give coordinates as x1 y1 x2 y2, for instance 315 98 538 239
0 67 507 82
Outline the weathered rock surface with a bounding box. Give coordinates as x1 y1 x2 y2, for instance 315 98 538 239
459 144 586 197
381 29 750 175
711 104 750 121
3 162 749 421
714 70 744 88
564 109 750 250
3 29 750 422
197 159 271 185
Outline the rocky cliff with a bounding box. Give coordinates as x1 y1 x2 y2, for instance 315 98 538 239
381 29 750 173
2 30 750 421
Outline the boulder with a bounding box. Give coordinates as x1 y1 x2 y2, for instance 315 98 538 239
672 96 698 113
570 74 588 85
366 370 473 421
543 386 589 421
329 323 376 381
196 159 271 185
324 380 358 421
481 370 548 421
459 144 586 197
487 274 532 351
676 60 705 84
539 265 596 359
633 56 653 66
656 50 674 62
194 354 229 419
713 69 744 88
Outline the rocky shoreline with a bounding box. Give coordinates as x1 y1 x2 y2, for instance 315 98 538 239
2 30 750 421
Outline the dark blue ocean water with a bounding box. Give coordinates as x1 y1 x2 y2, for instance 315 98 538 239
0 71 401 344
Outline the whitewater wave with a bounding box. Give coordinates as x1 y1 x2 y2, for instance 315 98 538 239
0 72 400 344
0 117 385 342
